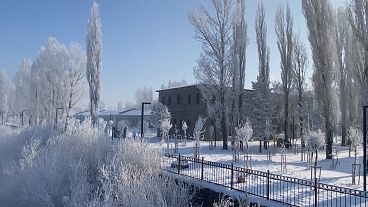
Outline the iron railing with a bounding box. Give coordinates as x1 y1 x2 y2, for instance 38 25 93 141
161 153 368 207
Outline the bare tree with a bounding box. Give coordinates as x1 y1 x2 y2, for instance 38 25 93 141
251 0 271 141
135 87 153 106
275 3 294 148
65 43 87 130
336 8 350 146
348 0 368 88
293 35 308 147
191 0 234 150
231 0 248 139
302 0 339 159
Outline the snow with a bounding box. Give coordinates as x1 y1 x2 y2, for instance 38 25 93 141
149 137 366 190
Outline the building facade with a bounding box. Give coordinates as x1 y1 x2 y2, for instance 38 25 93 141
156 85 209 138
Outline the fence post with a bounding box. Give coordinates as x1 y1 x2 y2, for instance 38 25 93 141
201 157 204 181
314 177 318 207
231 163 234 190
178 154 181 175
267 170 270 200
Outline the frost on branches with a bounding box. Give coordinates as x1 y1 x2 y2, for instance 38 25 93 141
182 120 188 146
161 116 172 152
150 101 171 131
86 1 102 127
193 116 206 159
305 129 325 166
235 119 253 156
348 126 362 163
0 122 197 207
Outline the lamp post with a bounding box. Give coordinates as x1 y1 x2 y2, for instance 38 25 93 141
363 106 368 191
55 107 63 130
141 102 151 137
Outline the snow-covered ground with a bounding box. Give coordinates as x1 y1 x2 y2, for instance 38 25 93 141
148 136 364 190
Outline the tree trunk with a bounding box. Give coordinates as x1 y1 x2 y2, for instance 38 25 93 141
325 120 333 159
221 115 228 150
284 97 290 148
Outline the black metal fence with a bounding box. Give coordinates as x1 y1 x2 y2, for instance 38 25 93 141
161 153 368 207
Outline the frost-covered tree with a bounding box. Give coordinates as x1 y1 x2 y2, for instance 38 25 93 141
161 116 172 152
31 38 70 124
306 129 325 166
160 79 187 89
275 2 294 147
135 86 153 106
293 35 308 147
65 43 87 130
150 101 171 130
348 0 368 90
348 126 362 163
302 0 339 159
251 0 271 141
0 70 11 124
29 38 86 126
13 59 31 122
235 119 253 156
336 8 350 146
86 1 102 127
191 0 234 150
231 0 248 130
193 116 206 159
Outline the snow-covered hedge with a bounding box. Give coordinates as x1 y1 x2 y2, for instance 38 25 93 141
0 119 196 207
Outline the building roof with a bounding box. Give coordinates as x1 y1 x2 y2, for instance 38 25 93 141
119 108 152 116
156 83 254 92
155 84 199 92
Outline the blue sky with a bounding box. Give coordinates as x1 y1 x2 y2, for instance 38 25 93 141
0 0 345 108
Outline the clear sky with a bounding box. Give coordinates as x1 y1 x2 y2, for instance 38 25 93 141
0 0 346 108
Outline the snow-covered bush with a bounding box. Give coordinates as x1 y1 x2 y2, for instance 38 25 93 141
305 129 325 166
0 120 196 207
161 117 172 151
193 116 206 159
182 120 188 146
235 119 253 156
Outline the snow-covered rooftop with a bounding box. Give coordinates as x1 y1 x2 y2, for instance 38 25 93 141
119 109 152 116
155 83 254 92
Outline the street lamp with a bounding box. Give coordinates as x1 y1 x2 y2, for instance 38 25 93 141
141 102 151 137
55 107 63 130
363 106 368 191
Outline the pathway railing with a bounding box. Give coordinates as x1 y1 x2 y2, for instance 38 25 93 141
161 153 368 207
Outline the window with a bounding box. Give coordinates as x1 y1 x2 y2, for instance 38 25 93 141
187 119 190 129
187 94 191 104
177 95 181 105
168 96 171 105
196 93 200 104
161 96 166 105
